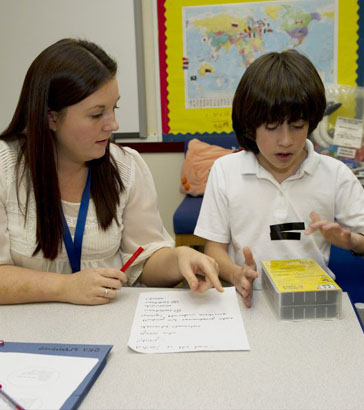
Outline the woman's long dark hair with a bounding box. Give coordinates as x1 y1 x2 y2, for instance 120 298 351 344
0 38 124 260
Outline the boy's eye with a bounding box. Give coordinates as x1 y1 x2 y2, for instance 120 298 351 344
291 121 306 129
265 123 279 130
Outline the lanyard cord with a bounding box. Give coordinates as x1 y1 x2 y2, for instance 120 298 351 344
61 168 91 273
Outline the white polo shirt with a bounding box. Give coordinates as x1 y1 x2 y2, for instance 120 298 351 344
195 140 364 289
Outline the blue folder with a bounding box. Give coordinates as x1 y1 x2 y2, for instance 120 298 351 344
0 341 113 410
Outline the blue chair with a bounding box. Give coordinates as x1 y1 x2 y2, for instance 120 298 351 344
328 245 364 330
173 134 238 247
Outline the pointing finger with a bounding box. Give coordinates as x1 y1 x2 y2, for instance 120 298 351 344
309 211 320 223
243 247 256 270
305 211 321 235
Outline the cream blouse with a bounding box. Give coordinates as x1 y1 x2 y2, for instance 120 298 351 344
0 141 174 285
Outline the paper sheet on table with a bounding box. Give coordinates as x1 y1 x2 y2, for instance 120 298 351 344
0 353 98 409
128 287 250 353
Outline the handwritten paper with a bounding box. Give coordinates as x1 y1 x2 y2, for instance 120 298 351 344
0 353 98 409
128 287 250 353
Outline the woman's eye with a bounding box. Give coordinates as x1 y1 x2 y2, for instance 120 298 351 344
91 113 103 119
113 105 119 111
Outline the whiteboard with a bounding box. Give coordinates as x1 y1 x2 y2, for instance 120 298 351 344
0 0 144 137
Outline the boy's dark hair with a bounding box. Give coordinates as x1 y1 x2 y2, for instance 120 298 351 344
0 38 123 260
232 49 326 153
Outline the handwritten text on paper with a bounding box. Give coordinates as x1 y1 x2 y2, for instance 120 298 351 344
128 287 250 353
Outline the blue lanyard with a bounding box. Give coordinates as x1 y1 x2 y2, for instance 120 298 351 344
62 168 91 273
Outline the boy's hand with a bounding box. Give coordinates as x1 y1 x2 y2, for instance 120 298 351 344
232 247 258 308
305 211 353 250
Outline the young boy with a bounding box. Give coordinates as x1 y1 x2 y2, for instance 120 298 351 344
194 49 364 308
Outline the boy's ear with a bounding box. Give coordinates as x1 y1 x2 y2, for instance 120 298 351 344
48 110 58 132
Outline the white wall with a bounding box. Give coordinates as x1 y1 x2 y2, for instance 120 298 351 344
141 152 185 237
0 0 140 134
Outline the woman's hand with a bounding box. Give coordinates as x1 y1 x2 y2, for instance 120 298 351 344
61 268 127 305
174 246 224 293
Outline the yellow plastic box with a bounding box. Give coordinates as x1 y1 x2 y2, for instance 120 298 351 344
262 259 342 321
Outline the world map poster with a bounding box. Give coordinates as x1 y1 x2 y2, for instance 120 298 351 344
184 1 335 109
158 0 361 139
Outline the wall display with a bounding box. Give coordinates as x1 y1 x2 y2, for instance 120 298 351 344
158 0 362 141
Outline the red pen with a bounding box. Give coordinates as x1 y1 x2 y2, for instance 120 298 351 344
121 247 144 272
0 384 25 410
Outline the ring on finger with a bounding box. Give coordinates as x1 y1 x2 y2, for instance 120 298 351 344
104 288 110 297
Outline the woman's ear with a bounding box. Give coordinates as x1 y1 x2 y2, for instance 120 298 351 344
48 110 58 132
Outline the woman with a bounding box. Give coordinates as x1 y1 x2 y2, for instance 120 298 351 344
0 38 222 305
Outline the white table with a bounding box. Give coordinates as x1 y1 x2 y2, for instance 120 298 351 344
1 289 364 410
